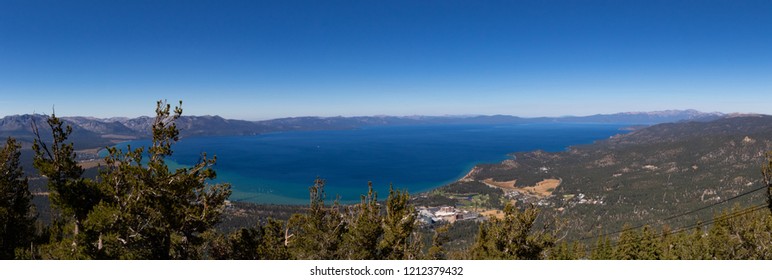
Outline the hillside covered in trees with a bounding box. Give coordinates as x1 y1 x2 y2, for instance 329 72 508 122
1 101 771 260
458 115 772 241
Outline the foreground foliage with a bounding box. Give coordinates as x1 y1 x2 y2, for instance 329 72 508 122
29 101 231 259
0 137 35 259
470 204 555 259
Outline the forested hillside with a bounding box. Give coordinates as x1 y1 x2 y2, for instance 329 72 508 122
463 115 772 241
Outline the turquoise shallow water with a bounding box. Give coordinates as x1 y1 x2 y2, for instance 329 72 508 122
109 123 627 204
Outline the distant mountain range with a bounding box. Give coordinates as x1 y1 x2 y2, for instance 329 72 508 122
0 109 725 150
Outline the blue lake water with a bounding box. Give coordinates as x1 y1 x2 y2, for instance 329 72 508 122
110 123 627 204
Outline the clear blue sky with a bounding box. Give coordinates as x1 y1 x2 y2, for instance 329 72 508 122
1 0 771 120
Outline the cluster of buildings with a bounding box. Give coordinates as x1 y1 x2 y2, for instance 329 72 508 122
562 193 605 206
503 190 605 209
416 206 480 224
503 190 554 207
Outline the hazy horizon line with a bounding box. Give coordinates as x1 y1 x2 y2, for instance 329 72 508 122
1 108 737 122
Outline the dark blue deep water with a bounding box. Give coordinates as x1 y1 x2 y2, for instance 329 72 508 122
111 123 626 204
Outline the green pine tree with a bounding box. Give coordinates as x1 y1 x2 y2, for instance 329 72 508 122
340 182 383 259
286 178 346 259
32 100 231 259
259 218 290 259
32 112 102 259
427 223 450 260
378 185 417 260
590 234 613 260
637 225 662 260
469 203 554 259
469 219 494 259
613 224 641 260
547 241 571 260
220 218 290 260
549 241 585 260
685 228 710 259
88 100 232 259
0 137 36 259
